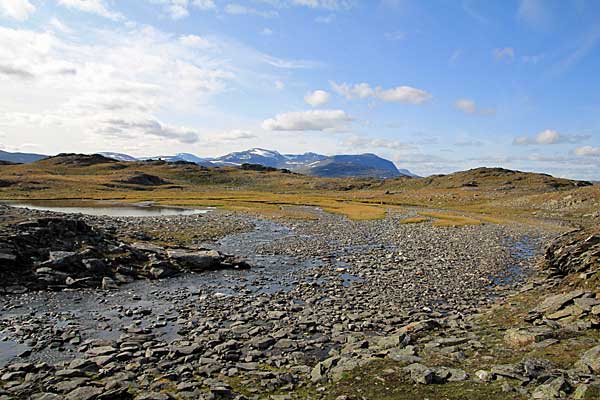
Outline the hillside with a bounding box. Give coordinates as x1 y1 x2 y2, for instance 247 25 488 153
41 148 416 179
0 155 596 226
400 167 591 191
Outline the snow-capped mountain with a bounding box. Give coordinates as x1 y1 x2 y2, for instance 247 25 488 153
209 148 289 168
98 152 138 162
209 148 414 178
283 152 328 164
296 154 404 179
140 153 215 167
5 147 417 179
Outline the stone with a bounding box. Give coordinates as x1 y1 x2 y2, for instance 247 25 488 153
504 327 555 347
86 346 117 357
167 249 220 270
475 370 491 382
82 259 110 274
491 364 528 381
131 242 165 253
573 384 600 400
149 265 175 279
31 394 60 400
531 377 570 399
574 297 600 311
444 368 468 382
0 252 17 264
398 320 439 336
535 290 586 314
310 357 339 383
250 336 275 350
547 305 583 320
69 359 99 374
403 363 435 385
101 277 118 290
375 335 404 350
134 393 170 400
575 345 600 373
64 386 103 400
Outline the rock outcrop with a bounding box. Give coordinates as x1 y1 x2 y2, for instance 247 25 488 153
0 216 250 293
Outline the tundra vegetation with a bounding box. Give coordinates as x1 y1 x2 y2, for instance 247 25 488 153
0 154 599 400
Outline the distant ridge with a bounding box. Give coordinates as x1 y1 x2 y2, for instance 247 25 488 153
0 150 47 164
1 148 417 178
208 148 413 179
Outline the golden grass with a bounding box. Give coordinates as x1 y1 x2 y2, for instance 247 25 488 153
400 217 429 224
419 211 482 227
0 157 593 228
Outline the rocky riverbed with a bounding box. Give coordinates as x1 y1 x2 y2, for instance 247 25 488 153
0 204 577 399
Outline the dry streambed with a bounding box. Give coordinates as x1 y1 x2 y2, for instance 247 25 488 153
0 206 548 399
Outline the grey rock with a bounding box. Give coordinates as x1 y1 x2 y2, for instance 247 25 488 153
64 386 103 400
403 363 435 385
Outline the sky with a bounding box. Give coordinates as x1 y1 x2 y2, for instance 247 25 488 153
0 0 599 179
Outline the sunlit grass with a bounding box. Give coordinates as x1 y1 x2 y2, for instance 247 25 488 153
419 211 482 227
0 157 593 228
399 216 429 224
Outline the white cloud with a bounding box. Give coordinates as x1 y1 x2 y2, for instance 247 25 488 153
574 146 600 157
261 54 319 69
0 25 237 146
0 24 325 153
58 0 124 21
517 0 551 30
343 135 412 151
192 0 216 10
205 129 256 142
167 4 189 19
304 90 330 106
262 109 352 131
0 0 35 21
49 17 73 34
376 86 431 104
330 81 373 99
493 47 515 60
291 0 352 10
514 130 590 145
455 98 495 115
98 118 199 143
455 99 476 114
148 0 216 18
261 27 273 35
330 81 431 104
179 34 211 48
274 80 285 90
225 3 278 18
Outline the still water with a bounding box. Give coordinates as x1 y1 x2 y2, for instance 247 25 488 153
5 201 211 217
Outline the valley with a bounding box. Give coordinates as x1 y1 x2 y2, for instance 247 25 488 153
0 154 598 399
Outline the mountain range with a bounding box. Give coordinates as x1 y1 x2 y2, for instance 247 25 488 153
0 148 417 178
0 150 47 164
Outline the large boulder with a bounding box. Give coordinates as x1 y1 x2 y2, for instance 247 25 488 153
167 249 221 270
504 327 556 347
575 345 600 373
534 290 587 314
544 230 600 276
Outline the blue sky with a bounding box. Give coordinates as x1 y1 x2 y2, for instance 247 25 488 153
0 0 599 179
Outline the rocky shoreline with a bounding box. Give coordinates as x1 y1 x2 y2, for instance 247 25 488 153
1 204 596 399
